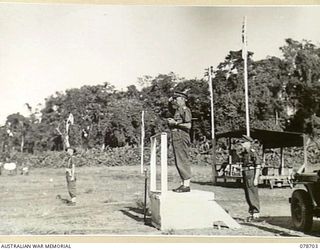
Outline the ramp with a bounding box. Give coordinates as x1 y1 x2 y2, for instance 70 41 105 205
147 133 241 231
150 190 241 230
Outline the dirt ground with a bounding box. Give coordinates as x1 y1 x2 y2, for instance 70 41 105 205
0 164 320 238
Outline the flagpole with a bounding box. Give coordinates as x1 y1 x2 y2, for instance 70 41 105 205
242 16 250 137
209 67 215 144
140 110 148 224
208 66 217 185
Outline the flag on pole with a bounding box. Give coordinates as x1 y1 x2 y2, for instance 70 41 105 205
242 16 247 60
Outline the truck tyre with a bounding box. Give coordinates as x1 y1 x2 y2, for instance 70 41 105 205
291 189 313 232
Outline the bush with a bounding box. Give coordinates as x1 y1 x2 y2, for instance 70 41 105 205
8 144 215 169
8 141 318 170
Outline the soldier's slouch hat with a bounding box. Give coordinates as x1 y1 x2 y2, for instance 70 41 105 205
242 135 254 142
173 91 188 99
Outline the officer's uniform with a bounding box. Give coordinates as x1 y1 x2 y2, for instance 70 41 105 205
241 148 261 215
171 105 192 180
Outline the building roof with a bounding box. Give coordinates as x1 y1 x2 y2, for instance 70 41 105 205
216 128 305 149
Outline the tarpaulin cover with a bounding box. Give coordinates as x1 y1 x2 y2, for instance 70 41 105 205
216 128 304 149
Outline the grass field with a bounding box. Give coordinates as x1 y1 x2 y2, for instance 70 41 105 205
0 164 319 238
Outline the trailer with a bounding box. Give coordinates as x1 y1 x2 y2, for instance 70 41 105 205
215 129 306 189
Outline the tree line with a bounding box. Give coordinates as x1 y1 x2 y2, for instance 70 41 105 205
1 38 320 155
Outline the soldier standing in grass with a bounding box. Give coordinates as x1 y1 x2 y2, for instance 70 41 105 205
167 91 192 193
240 135 262 222
65 147 77 206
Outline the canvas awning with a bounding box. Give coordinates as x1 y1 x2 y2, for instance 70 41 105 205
216 128 304 149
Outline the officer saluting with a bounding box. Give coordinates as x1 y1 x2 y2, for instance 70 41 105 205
167 91 192 193
240 135 262 222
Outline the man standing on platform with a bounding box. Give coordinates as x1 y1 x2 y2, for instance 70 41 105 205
167 91 192 193
240 135 262 222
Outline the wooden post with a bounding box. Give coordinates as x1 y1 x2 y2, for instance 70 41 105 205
228 137 232 164
275 110 279 125
150 137 157 192
228 138 232 176
209 66 217 185
280 147 284 175
303 134 308 171
140 111 145 174
143 168 148 224
161 133 168 194
20 135 24 153
141 110 148 224
262 145 266 176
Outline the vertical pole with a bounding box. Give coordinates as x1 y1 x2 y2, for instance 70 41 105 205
228 138 232 176
209 66 217 184
20 135 24 153
65 116 69 148
275 110 279 125
140 111 145 174
161 133 168 194
141 110 147 223
303 134 308 170
262 146 266 176
150 137 157 192
280 147 284 175
242 16 250 137
228 137 232 164
143 168 148 224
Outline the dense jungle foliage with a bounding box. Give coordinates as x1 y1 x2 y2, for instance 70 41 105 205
1 38 320 167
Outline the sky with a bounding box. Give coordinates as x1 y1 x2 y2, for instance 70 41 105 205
1 3 320 125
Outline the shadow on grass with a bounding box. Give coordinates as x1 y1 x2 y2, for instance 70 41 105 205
234 216 320 237
262 216 320 237
192 180 284 189
192 180 243 188
56 194 71 204
241 222 298 237
120 206 153 228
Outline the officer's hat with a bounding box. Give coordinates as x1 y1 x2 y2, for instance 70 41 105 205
173 91 188 99
242 134 254 142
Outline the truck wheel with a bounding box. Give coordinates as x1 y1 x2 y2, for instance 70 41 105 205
291 189 313 232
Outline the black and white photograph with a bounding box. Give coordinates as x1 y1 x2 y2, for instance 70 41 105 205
0 2 320 241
